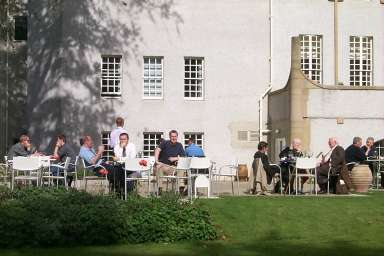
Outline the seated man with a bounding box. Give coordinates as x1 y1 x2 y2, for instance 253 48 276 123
317 137 352 194
249 141 279 195
279 138 305 193
113 133 136 160
79 135 124 194
345 136 366 170
113 133 138 192
154 130 185 193
185 138 205 157
7 135 39 160
52 134 76 187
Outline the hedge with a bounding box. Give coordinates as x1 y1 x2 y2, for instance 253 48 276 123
0 187 217 248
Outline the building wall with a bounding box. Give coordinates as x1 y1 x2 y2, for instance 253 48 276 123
25 0 384 168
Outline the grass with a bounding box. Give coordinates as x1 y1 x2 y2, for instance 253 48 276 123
2 192 384 256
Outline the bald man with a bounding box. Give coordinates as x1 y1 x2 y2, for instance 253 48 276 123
317 138 352 193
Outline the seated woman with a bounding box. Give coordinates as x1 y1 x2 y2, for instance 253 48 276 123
249 141 279 195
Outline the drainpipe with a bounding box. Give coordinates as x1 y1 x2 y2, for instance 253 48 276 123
333 0 339 85
257 0 273 141
258 86 272 141
5 0 9 151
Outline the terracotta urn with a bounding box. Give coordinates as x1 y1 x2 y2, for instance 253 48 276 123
237 164 249 181
351 164 372 193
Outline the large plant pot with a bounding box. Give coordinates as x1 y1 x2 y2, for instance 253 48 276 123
351 164 372 193
237 164 249 182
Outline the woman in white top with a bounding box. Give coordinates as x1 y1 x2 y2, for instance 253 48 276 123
113 133 136 161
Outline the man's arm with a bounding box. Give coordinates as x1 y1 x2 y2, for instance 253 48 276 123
154 147 161 163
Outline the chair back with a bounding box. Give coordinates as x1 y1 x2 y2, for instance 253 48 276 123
63 157 71 170
195 175 210 188
38 156 51 167
12 157 41 171
190 157 211 169
295 157 317 169
176 157 191 170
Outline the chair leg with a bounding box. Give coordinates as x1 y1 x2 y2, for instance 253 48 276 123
231 177 234 196
85 179 88 192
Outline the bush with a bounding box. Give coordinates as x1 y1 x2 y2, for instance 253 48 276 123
0 187 216 248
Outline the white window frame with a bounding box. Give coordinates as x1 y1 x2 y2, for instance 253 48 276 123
300 34 323 84
143 132 163 157
101 131 114 161
184 132 204 149
184 57 204 100
143 56 164 99
100 55 122 98
349 36 373 86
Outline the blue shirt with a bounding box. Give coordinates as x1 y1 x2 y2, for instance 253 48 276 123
185 143 205 157
79 146 103 166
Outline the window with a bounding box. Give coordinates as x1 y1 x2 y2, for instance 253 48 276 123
184 57 204 99
237 131 258 142
143 132 163 157
143 57 163 98
184 132 204 149
14 16 27 41
300 35 322 83
349 36 373 86
101 56 122 97
101 131 114 161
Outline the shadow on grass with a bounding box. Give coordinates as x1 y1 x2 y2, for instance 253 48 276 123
2 237 383 256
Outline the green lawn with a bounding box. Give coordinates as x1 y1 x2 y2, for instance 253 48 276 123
2 192 384 256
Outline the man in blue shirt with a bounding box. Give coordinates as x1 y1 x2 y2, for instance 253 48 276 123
79 135 124 195
185 138 205 157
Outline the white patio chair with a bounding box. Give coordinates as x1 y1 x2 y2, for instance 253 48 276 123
41 157 71 188
211 159 240 196
294 157 317 195
160 157 191 194
11 157 42 190
124 158 152 199
67 156 79 188
190 157 212 198
0 156 10 186
194 175 210 198
81 158 108 193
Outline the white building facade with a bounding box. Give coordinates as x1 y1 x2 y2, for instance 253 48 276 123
2 0 382 167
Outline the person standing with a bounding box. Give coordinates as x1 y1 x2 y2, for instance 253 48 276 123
108 117 127 149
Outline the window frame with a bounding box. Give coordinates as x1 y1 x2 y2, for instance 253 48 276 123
184 57 205 100
349 36 373 86
100 55 123 98
101 131 114 161
299 34 323 84
143 132 164 157
143 56 164 99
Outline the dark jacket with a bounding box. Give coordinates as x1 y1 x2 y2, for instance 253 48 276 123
345 144 366 164
329 145 346 175
279 147 303 159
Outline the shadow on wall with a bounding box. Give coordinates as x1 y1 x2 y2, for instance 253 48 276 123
25 0 183 153
0 0 29 157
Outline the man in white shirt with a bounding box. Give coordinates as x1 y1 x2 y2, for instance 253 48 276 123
113 132 139 192
113 133 136 160
109 117 127 148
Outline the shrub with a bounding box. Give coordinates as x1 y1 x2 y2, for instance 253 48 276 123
0 187 216 248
